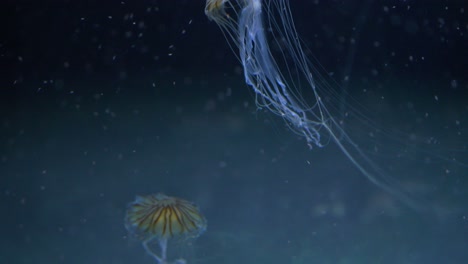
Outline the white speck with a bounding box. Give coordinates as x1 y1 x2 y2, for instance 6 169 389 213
450 79 458 88
218 161 227 168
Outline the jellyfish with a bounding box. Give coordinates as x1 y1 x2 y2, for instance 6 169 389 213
205 0 467 210
125 193 207 264
206 0 327 148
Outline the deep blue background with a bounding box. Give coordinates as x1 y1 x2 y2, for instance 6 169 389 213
2 1 468 263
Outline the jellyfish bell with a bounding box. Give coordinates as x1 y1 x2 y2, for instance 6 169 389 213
125 193 207 264
205 0 467 211
125 193 207 240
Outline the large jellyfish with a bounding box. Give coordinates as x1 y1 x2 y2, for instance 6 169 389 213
205 0 466 210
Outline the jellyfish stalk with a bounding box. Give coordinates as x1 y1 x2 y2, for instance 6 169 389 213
142 238 165 263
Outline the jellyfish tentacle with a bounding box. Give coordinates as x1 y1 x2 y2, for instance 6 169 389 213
143 239 164 264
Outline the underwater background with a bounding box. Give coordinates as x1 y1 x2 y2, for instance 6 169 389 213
2 1 468 263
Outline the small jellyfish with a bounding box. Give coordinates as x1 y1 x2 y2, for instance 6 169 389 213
125 193 207 264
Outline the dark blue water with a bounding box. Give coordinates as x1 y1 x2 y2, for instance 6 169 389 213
3 1 467 263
